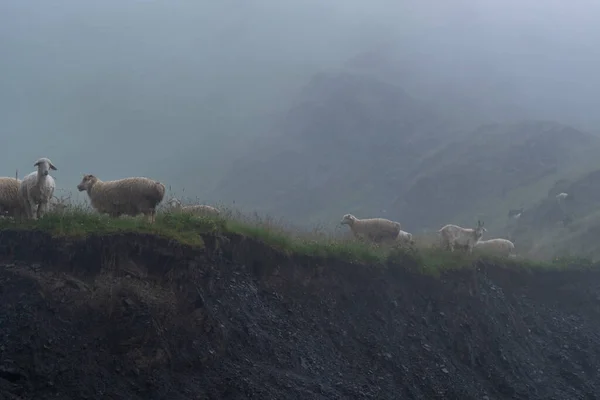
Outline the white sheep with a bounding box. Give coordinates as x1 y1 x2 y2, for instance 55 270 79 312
396 230 414 245
438 220 486 254
167 198 220 217
19 158 57 220
473 238 516 257
340 213 401 244
0 177 24 218
556 192 568 202
507 208 523 219
77 174 166 223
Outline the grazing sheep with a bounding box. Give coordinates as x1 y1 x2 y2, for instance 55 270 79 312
507 208 523 219
167 197 220 217
556 192 568 203
77 174 166 223
438 220 486 253
396 230 414 245
473 238 516 257
0 177 24 218
19 158 57 220
340 214 401 244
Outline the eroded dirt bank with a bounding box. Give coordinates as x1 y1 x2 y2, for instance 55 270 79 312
0 230 599 399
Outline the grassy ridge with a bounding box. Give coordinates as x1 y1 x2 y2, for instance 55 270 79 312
0 206 595 274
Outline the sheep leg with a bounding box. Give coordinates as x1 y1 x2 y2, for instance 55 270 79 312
149 209 156 224
28 200 38 220
42 202 50 217
37 202 46 219
22 199 31 219
143 211 153 224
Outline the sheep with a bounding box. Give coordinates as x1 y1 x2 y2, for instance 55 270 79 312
438 220 486 254
507 208 523 219
0 177 24 218
473 238 516 257
396 229 414 245
167 197 220 217
77 174 166 223
556 192 568 202
340 213 401 244
19 158 57 220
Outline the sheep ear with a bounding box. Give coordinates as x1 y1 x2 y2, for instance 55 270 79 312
33 161 39 167
49 163 57 171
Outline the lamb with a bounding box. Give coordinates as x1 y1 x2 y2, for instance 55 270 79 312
396 230 414 245
19 158 57 220
438 220 486 253
77 174 166 223
473 238 516 257
340 213 401 244
167 197 220 217
0 177 24 218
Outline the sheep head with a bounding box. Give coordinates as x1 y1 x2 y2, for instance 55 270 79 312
340 214 357 225
34 158 57 176
167 198 182 208
77 174 98 192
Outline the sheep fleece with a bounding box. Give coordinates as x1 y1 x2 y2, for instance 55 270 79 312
87 177 166 216
20 172 55 217
439 224 480 247
180 205 220 216
473 238 515 256
351 218 401 240
0 178 22 215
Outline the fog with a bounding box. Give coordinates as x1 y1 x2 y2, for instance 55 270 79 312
2 0 600 206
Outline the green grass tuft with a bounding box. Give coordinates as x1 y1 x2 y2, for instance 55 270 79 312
0 209 227 247
0 203 597 274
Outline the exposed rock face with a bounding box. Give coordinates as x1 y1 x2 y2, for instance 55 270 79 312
0 231 600 399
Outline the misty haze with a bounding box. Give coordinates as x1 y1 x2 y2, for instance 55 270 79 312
3 1 600 398
4 0 600 259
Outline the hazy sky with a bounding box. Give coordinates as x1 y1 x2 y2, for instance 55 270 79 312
2 0 600 203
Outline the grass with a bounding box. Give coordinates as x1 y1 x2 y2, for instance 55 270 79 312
0 201 598 275
0 208 222 247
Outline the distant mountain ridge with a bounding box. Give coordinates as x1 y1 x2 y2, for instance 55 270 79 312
397 121 598 230
212 72 600 233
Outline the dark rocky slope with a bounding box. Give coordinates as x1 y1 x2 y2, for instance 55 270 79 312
0 231 599 399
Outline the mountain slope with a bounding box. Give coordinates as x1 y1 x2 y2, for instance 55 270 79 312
213 72 600 235
213 72 461 223
397 121 600 231
509 168 600 260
